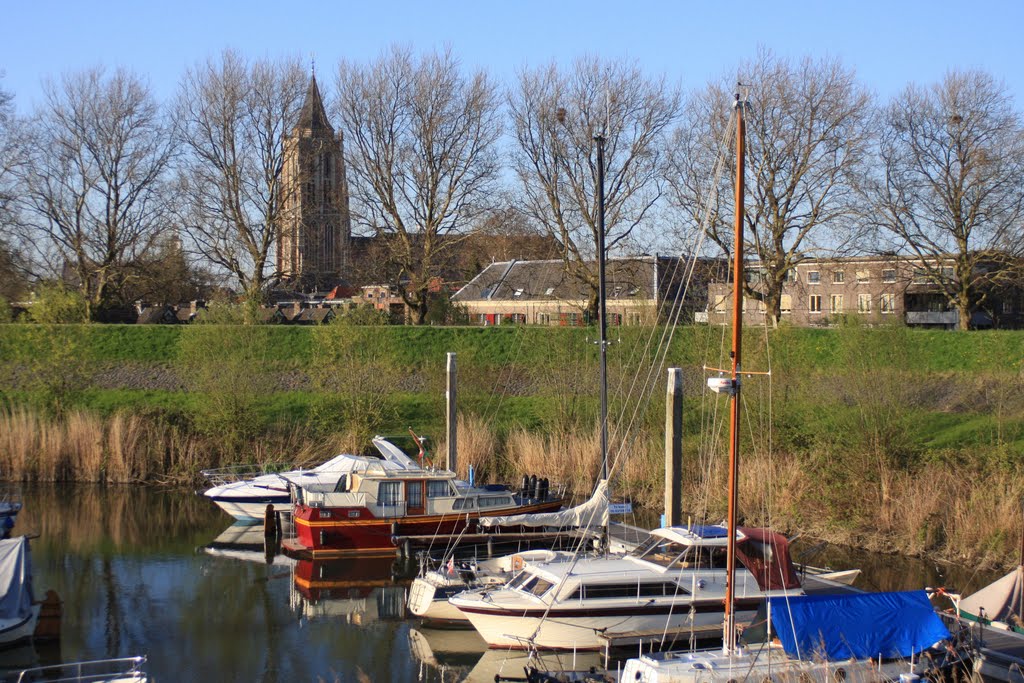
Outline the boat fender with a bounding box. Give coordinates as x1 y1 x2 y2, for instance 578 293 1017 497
529 475 538 499
520 475 530 498
539 478 549 500
533 477 544 500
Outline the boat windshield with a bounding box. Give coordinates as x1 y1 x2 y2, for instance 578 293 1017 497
508 571 554 597
668 545 728 569
632 538 687 568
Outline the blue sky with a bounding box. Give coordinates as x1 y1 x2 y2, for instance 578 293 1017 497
3 0 1021 113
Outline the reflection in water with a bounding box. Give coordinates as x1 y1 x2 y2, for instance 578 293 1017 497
0 484 1003 682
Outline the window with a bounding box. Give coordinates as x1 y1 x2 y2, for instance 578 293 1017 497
406 481 423 509
379 481 402 507
810 295 822 313
1003 300 1014 314
830 294 844 314
856 270 871 283
427 481 451 498
478 496 513 508
833 271 845 284
513 288 524 297
453 497 475 510
912 268 929 284
808 271 821 284
537 312 551 325
880 293 895 313
544 287 555 296
858 293 872 313
882 269 897 283
712 295 729 313
780 294 792 313
784 269 796 283
941 266 955 281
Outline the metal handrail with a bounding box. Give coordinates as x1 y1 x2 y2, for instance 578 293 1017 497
16 655 147 682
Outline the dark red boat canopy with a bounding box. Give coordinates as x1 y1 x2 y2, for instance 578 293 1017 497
735 526 802 591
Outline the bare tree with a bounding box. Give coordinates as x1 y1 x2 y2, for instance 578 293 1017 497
670 50 873 325
17 67 173 319
0 76 19 229
871 70 1024 330
175 50 306 302
510 57 681 319
335 46 502 324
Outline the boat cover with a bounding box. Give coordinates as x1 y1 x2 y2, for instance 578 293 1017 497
736 527 802 591
768 590 949 661
0 536 33 622
478 480 608 529
958 566 1024 630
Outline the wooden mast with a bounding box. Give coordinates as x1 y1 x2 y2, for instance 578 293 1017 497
723 91 746 654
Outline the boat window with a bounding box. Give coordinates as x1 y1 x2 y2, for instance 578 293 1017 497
638 582 690 597
637 540 687 567
519 576 554 597
427 480 451 498
407 481 423 508
582 583 647 599
508 571 532 590
453 497 475 510
670 546 728 569
379 481 402 507
478 496 512 508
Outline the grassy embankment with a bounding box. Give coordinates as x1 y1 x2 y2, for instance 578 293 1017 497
0 323 1022 566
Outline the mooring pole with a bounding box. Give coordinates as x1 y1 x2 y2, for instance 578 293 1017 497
446 352 457 473
665 367 684 527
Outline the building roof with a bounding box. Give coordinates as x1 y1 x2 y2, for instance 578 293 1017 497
452 258 663 303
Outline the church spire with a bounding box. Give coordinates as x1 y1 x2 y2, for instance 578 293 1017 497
295 74 332 134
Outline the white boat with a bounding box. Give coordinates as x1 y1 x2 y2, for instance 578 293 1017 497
0 536 40 648
14 655 147 682
621 590 965 683
448 524 803 650
407 479 610 622
408 548 575 622
201 436 422 523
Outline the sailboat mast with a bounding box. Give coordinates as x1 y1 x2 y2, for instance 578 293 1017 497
595 131 610 550
723 92 746 654
596 132 609 484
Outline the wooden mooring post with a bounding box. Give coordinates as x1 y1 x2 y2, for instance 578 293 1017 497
665 367 683 526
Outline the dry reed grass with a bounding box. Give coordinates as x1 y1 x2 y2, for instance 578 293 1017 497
435 414 497 481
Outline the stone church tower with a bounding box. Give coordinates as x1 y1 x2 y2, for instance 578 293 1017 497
278 75 351 289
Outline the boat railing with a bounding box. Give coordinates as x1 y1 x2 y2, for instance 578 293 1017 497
200 463 292 487
15 655 147 682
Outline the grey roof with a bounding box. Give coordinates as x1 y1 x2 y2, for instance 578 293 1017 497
294 75 333 134
452 258 662 302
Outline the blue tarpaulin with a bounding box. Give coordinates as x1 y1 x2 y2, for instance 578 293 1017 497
767 590 949 661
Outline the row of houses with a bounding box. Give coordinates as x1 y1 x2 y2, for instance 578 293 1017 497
124 253 1021 330
452 254 1023 330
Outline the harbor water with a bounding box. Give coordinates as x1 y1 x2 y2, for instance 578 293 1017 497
2 484 1002 682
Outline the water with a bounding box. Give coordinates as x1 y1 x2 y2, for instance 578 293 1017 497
1 484 1002 682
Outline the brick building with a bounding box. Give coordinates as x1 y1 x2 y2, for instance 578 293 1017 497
702 255 1023 329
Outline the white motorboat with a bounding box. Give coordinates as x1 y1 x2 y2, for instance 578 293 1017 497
408 548 575 622
408 480 610 622
0 536 40 648
448 524 803 650
201 436 422 523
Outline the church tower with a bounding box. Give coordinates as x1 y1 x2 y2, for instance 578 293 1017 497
278 75 351 289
